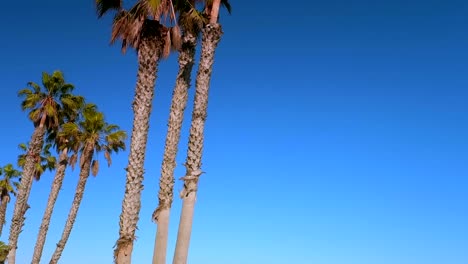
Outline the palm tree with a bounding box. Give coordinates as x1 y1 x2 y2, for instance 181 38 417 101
95 1 180 262
49 104 126 264
151 1 229 263
0 164 21 237
31 97 85 264
172 1 230 263
7 70 80 264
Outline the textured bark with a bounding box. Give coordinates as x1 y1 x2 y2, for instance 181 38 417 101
31 148 68 264
49 145 93 264
115 21 166 264
173 24 223 264
0 195 9 236
7 116 47 264
152 33 197 264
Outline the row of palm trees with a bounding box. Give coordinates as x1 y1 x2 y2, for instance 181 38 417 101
0 71 127 264
99 0 230 263
1 0 230 263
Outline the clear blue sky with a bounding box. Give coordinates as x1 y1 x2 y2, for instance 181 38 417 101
0 0 467 263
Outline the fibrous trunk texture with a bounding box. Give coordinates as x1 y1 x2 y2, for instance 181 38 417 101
7 122 46 264
0 195 9 236
172 23 223 264
152 33 197 264
49 145 93 264
115 20 166 264
31 148 68 264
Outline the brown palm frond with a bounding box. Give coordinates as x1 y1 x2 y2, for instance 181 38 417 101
79 153 85 169
170 24 182 50
96 0 122 17
111 10 145 53
163 29 172 58
91 160 99 177
104 150 111 166
69 153 78 170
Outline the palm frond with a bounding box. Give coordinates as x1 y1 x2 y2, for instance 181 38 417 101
96 0 122 17
91 160 99 177
221 0 232 14
19 92 42 111
28 108 42 125
27 82 42 94
69 153 78 171
146 0 162 18
180 7 207 35
104 150 111 166
41 72 51 90
170 24 182 50
18 143 28 152
111 7 145 53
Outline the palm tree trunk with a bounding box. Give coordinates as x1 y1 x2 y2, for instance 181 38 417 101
31 148 68 264
209 0 221 24
152 32 197 264
49 146 93 264
7 114 47 264
0 195 9 236
172 23 223 264
115 21 166 264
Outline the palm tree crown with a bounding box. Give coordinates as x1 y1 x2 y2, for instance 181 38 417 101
60 104 127 171
0 164 21 237
0 164 21 199
18 71 82 130
96 0 180 55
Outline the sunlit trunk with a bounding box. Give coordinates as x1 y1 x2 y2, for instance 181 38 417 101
115 20 166 264
49 145 93 264
0 195 9 236
31 147 68 264
7 113 47 264
173 23 223 264
152 32 197 264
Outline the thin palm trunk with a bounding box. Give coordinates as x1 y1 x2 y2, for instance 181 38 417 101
49 146 93 264
115 21 166 264
31 148 68 264
0 195 9 236
172 23 223 264
152 32 197 264
8 114 47 264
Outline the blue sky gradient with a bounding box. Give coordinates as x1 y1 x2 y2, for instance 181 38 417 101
0 0 467 263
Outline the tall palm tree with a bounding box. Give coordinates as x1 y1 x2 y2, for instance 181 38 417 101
151 1 229 263
0 164 21 237
172 1 230 263
95 1 180 262
7 70 80 264
31 97 85 264
49 104 126 264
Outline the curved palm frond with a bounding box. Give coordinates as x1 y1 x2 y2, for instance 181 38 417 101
96 0 123 17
